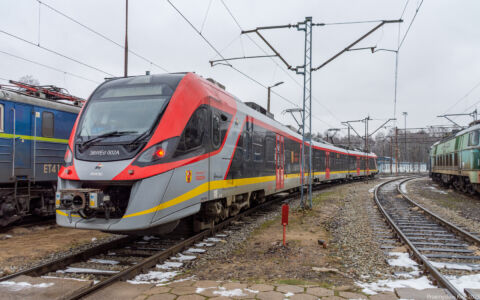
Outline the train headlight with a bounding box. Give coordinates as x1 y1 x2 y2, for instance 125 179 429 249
133 137 178 166
136 141 169 163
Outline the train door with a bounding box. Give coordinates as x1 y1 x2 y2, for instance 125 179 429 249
326 152 330 179
356 156 360 175
12 103 32 176
275 134 284 189
365 157 370 175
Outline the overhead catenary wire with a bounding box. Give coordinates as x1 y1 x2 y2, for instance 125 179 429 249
200 0 213 34
36 0 169 72
442 79 480 115
0 29 115 77
166 0 302 111
398 0 424 50
0 49 100 84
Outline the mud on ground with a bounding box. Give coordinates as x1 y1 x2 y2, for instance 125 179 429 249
0 224 113 276
186 179 395 288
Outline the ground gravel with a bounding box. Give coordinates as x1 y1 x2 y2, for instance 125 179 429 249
326 179 399 282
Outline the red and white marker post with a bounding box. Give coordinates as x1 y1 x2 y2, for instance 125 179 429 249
281 203 289 246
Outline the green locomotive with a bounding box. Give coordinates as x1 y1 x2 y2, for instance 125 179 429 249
430 122 480 194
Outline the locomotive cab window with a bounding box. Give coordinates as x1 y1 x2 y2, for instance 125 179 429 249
0 104 3 132
42 111 54 137
469 130 479 146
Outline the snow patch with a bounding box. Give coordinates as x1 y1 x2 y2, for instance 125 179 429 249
284 292 294 297
446 274 480 295
356 276 435 295
185 248 206 253
127 271 178 284
170 253 196 261
387 252 418 269
212 287 246 297
41 276 89 282
431 261 478 271
428 186 448 194
195 242 214 247
89 258 119 265
0 281 54 291
206 237 221 242
400 184 408 194
57 267 118 274
215 233 228 237
143 236 157 241
91 237 97 242
245 288 259 293
156 261 183 270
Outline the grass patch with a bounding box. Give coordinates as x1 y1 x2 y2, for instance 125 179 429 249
312 190 344 206
251 216 281 236
276 279 315 286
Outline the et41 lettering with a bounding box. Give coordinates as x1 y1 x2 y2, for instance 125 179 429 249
43 163 62 174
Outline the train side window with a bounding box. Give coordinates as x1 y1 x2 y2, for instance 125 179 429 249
0 104 3 132
212 113 221 149
265 136 275 162
42 111 54 137
253 133 263 162
176 107 208 155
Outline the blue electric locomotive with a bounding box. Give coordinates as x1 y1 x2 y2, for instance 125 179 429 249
0 81 81 226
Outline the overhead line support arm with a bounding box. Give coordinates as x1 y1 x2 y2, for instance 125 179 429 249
311 19 402 71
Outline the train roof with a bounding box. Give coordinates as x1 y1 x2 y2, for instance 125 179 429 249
0 86 81 114
431 123 480 148
226 87 376 158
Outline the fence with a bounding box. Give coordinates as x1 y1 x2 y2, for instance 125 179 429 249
378 161 428 173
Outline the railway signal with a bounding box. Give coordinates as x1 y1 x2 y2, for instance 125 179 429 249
281 203 289 246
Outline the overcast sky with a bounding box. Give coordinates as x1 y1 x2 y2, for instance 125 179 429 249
1 0 479 137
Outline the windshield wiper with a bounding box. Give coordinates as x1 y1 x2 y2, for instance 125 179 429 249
129 130 150 145
79 131 138 150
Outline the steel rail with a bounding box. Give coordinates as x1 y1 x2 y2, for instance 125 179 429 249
398 178 480 247
373 178 465 299
0 236 135 281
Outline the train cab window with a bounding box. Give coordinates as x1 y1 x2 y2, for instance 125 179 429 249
42 112 54 137
0 104 3 132
176 107 208 155
469 130 479 146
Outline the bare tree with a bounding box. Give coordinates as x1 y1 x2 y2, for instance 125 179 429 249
18 75 40 86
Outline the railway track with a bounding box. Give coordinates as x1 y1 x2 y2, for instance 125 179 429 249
0 177 358 299
374 177 480 300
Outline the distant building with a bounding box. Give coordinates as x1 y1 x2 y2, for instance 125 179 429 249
377 156 427 173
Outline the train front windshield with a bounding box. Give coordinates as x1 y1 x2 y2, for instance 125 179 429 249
77 79 175 142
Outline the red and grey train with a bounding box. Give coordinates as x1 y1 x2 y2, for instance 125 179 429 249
56 73 378 234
